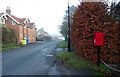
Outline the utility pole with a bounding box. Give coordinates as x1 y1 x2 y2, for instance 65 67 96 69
68 0 71 52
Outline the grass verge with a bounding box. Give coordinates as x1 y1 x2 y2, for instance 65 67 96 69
56 51 112 76
57 41 68 48
0 43 21 51
56 51 90 69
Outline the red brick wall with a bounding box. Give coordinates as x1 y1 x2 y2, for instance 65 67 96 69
32 29 36 43
5 16 19 43
28 28 36 43
28 28 31 43
24 27 28 40
5 15 36 43
18 25 24 42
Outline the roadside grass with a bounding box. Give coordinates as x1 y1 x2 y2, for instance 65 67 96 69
94 72 105 76
99 64 112 74
57 41 68 48
56 51 90 69
0 43 21 51
56 51 112 76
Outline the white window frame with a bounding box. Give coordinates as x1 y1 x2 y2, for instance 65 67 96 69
0 18 5 24
12 21 16 25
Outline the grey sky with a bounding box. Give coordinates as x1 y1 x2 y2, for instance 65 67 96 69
0 0 79 35
0 0 119 35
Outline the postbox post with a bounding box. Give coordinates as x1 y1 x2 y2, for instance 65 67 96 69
97 46 100 66
94 32 104 66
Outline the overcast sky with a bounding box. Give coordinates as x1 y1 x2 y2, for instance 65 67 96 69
0 0 118 35
0 0 80 35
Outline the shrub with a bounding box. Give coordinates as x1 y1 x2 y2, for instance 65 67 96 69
1 24 17 44
71 2 120 64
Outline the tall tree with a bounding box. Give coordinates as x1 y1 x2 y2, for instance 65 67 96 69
60 5 76 40
110 1 120 20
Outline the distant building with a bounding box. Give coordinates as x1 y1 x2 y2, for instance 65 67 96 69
0 7 37 43
37 28 51 41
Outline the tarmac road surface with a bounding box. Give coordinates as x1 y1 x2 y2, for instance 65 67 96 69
2 40 61 75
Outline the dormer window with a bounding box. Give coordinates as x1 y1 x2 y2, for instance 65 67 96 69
12 21 17 25
26 21 27 24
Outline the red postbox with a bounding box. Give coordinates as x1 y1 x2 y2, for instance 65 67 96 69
94 32 104 46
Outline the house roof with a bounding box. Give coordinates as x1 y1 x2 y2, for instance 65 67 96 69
27 23 35 28
0 10 36 29
0 13 8 19
11 15 26 23
26 23 34 26
29 23 34 26
38 28 48 34
11 15 35 27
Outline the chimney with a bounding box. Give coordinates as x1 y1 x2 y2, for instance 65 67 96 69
6 7 11 15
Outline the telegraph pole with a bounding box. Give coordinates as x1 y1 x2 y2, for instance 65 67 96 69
68 0 71 52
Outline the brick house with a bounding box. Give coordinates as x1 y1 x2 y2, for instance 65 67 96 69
0 7 37 43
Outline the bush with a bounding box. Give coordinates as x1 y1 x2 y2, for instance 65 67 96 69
71 2 120 64
1 24 17 44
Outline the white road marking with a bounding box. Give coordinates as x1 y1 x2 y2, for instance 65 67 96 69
42 48 48 51
46 55 53 57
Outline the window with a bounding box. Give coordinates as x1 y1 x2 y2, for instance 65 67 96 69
0 18 5 24
25 21 28 24
24 34 26 40
12 21 16 25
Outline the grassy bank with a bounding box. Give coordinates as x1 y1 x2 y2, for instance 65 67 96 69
57 41 68 48
56 51 88 69
56 51 112 76
0 43 21 51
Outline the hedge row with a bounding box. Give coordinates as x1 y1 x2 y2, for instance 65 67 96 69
71 2 120 64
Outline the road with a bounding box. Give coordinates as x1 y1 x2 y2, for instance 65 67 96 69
2 40 62 75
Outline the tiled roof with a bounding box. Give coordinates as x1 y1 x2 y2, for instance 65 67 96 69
38 29 48 34
29 23 34 26
11 15 26 23
0 12 36 29
27 23 35 28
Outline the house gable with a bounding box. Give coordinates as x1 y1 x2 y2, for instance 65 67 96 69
0 13 7 24
5 13 20 25
1 7 37 43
